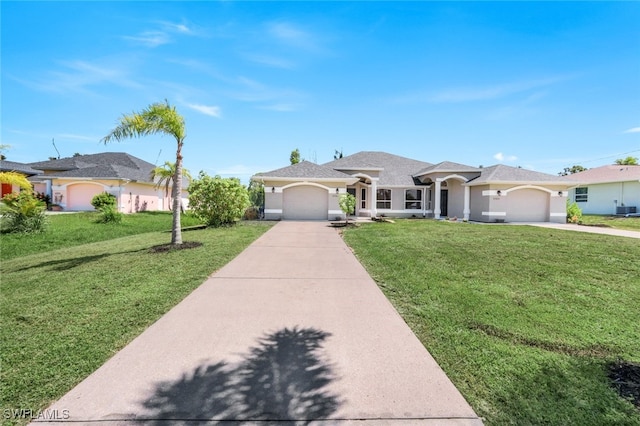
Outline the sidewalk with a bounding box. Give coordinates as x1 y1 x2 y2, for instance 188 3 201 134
522 222 640 239
33 221 482 425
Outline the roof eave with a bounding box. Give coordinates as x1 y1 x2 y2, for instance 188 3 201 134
252 176 359 184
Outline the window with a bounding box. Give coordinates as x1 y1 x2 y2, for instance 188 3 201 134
405 189 422 209
361 188 366 209
376 188 391 209
575 187 588 202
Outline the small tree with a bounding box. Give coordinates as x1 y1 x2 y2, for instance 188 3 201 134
567 199 582 224
290 149 301 165
559 165 587 176
102 100 186 245
188 172 250 227
150 161 192 211
338 193 356 224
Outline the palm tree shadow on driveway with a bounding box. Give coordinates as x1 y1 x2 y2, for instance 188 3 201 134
139 327 343 424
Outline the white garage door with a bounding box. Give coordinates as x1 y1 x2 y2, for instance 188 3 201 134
67 184 103 211
507 189 549 222
283 186 328 220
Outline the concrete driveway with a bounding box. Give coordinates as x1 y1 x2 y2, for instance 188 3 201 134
33 221 482 425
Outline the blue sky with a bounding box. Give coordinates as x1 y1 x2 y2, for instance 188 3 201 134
2 1 639 182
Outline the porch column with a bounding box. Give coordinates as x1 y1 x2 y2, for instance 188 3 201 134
463 185 470 221
371 180 377 218
434 180 441 219
45 179 52 198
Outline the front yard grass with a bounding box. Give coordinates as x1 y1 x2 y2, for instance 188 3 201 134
1 211 203 261
0 221 273 425
342 220 640 425
580 214 640 232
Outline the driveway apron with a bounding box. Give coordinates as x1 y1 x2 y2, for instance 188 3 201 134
33 221 482 425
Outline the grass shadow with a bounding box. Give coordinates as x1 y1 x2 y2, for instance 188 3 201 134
14 248 149 272
140 326 342 423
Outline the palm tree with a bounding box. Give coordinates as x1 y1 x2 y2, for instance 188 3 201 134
150 161 192 211
102 100 186 245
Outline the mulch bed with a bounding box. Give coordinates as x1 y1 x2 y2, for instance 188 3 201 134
608 360 640 409
149 241 203 253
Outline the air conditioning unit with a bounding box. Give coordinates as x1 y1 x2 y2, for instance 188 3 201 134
616 206 637 215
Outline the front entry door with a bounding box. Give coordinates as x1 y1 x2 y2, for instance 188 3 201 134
440 189 448 217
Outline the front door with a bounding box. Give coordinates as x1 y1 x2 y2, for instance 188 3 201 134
440 189 448 217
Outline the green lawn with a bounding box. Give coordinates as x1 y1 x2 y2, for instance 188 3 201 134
1 218 273 425
580 214 640 232
1 211 203 261
342 220 640 425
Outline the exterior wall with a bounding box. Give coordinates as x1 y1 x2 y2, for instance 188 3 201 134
469 186 490 222
569 181 640 215
49 178 177 213
121 182 161 213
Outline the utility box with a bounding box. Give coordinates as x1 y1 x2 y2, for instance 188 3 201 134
616 206 637 215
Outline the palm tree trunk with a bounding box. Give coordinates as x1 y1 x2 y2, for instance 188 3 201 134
171 149 184 245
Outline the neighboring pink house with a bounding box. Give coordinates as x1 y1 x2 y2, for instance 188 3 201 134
28 153 188 213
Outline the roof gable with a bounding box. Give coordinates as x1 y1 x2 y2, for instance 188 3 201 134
325 151 433 186
256 161 355 180
415 161 480 176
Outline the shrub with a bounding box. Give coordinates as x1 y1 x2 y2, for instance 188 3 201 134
91 192 116 210
96 205 123 224
339 193 356 222
567 200 583 224
188 172 250 227
0 191 48 233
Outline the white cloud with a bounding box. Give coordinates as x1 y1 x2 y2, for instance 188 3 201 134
186 103 222 118
242 53 295 69
494 152 518 162
265 21 324 52
623 127 640 134
122 31 171 48
394 76 570 105
14 59 142 94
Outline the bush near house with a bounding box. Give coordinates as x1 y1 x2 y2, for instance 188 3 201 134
188 172 250 227
91 192 117 210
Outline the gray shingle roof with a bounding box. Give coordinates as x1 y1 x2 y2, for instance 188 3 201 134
255 161 355 180
468 164 567 185
324 151 433 186
415 161 480 176
28 153 156 182
0 160 43 176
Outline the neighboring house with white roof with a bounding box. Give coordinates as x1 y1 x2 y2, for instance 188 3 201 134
562 165 640 215
253 151 572 223
28 152 188 212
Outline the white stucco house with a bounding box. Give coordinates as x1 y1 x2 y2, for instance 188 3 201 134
252 151 573 223
28 153 189 213
0 160 42 197
563 165 640 215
